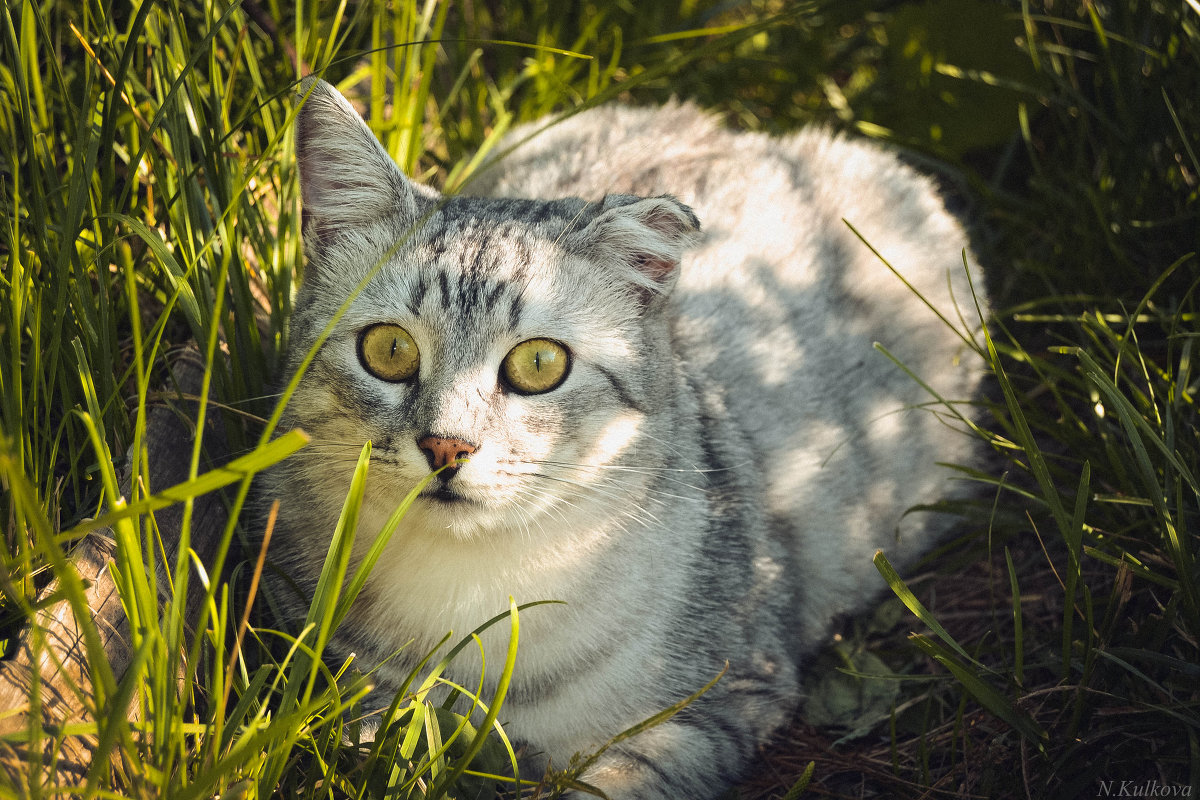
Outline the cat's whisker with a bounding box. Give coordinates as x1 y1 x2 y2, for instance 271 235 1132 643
527 472 662 528
542 472 670 507
509 481 572 514
523 461 707 504
536 458 737 475
514 495 576 532
506 487 575 543
530 459 709 492
500 492 537 539
630 430 706 471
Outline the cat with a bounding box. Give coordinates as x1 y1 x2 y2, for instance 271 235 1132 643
261 76 988 799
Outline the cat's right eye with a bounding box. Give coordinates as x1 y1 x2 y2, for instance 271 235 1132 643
502 338 571 394
358 323 420 382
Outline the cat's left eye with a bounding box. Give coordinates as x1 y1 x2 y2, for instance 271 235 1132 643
502 338 571 394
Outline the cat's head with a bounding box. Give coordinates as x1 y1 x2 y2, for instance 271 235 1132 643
277 78 701 542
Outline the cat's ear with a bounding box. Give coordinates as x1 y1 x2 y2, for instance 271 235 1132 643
571 194 701 302
294 76 419 244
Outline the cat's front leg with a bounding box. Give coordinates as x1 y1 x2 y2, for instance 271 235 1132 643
551 684 791 800
560 718 757 800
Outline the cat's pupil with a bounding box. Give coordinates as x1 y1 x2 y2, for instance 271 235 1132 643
390 338 397 358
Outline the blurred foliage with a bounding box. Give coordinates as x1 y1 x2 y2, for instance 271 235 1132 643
199 0 1197 305
440 0 1197 303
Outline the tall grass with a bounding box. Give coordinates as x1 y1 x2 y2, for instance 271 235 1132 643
0 1 784 796
815 3 1199 795
1 0 1197 798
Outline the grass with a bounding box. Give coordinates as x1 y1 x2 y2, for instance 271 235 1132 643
1 0 1197 797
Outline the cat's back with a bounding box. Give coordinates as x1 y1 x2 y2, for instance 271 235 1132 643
474 101 973 344
475 102 987 649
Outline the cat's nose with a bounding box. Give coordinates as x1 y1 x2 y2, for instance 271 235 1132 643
416 435 478 474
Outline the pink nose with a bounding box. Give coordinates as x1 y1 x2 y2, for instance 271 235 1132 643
416 436 477 471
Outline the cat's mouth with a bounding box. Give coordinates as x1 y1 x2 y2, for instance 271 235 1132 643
420 484 475 506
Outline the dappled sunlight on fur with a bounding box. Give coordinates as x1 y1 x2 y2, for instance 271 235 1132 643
261 78 989 799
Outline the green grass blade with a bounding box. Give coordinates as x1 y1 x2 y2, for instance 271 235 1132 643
62 430 309 540
873 550 978 667
431 598 521 795
908 634 1047 750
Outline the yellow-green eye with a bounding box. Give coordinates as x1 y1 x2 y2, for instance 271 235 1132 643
502 338 571 394
358 324 420 382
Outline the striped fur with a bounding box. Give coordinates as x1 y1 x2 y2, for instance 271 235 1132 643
262 78 988 798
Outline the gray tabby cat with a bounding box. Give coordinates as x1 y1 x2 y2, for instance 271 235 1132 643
263 76 987 798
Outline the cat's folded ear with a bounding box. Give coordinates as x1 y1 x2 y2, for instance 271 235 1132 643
294 76 420 245
569 194 701 303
